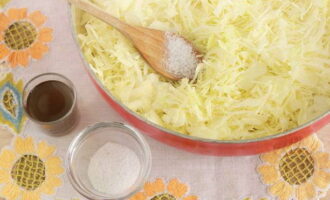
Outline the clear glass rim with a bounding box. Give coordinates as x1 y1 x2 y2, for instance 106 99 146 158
66 122 152 200
22 72 77 125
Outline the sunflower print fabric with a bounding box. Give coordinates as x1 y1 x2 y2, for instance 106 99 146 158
0 0 11 9
55 198 80 200
258 135 330 200
0 8 53 67
0 73 26 134
0 126 13 149
0 137 64 200
129 178 198 200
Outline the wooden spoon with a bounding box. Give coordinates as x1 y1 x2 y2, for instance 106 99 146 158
68 0 200 80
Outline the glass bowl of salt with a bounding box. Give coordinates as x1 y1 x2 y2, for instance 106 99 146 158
66 122 152 200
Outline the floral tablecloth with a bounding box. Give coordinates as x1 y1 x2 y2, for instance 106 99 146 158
0 0 329 200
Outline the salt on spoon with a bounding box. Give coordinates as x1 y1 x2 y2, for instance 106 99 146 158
68 0 201 80
164 32 200 80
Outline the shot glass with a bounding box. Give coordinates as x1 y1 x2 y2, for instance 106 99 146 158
23 73 79 136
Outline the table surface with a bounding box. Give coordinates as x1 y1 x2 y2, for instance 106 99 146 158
0 0 329 200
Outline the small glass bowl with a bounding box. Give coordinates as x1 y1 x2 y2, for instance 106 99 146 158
22 73 79 136
66 122 152 200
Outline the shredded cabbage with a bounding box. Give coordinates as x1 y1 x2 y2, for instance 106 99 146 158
75 0 330 140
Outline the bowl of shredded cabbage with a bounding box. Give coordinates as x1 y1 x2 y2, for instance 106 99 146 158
71 0 330 155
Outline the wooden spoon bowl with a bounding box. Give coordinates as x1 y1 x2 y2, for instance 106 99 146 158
68 0 200 80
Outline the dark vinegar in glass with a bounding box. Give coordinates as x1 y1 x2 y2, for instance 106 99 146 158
26 80 74 122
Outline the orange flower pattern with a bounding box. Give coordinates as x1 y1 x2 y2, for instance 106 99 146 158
129 178 198 200
0 137 64 200
258 135 330 200
0 8 52 67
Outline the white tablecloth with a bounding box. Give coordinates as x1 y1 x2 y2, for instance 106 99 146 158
0 0 329 200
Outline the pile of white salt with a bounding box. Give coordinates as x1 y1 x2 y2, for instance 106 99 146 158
88 142 141 195
164 32 199 79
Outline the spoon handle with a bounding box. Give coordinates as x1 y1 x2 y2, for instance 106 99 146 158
68 0 131 33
